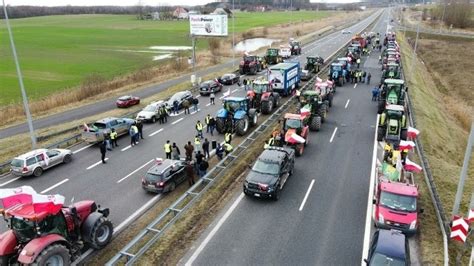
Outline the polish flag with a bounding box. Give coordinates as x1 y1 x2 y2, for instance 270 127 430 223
285 130 306 144
41 151 50 166
300 105 311 118
223 88 231 98
407 127 420 139
399 140 415 150
0 186 65 215
404 158 422 173
83 122 90 132
316 77 323 83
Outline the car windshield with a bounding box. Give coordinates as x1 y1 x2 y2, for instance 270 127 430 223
244 56 256 62
285 119 301 129
380 191 417 212
222 74 232 79
11 159 24 167
118 96 130 101
145 172 163 182
143 105 157 112
92 122 107 129
252 160 280 175
11 217 36 243
371 253 405 266
225 101 241 112
200 83 211 88
267 49 278 56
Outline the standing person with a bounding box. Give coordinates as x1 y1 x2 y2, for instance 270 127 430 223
224 143 233 155
99 140 107 164
158 106 165 124
110 128 118 148
182 99 190 115
192 97 199 112
372 86 379 101
202 138 210 158
367 72 372 84
136 120 144 140
195 151 204 174
184 141 194 161
173 100 179 115
356 58 361 68
208 116 216 136
171 142 181 160
130 123 138 146
224 131 232 145
194 136 201 154
196 120 204 138
205 114 212 134
199 159 209 178
185 161 195 187
216 143 224 160
210 92 215 105
362 71 367 84
104 133 112 151
243 79 248 91
164 140 172 159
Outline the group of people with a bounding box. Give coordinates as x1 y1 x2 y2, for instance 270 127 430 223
172 97 200 115
348 69 371 84
98 120 144 164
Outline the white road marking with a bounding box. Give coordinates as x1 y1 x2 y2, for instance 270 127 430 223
191 109 201 115
0 177 21 187
86 158 108 170
353 83 358 88
172 117 184 125
361 114 380 264
345 99 351 109
41 179 69 193
231 89 238 93
196 95 201 98
186 193 245 265
72 144 94 154
329 127 338 143
206 103 211 106
219 95 226 100
299 179 315 211
117 159 154 183
121 145 132 152
149 128 164 137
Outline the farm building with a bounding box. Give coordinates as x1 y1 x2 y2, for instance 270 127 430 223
212 7 233 17
173 7 189 19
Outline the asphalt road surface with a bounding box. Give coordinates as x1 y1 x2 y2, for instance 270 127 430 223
181 10 391 266
0 9 383 261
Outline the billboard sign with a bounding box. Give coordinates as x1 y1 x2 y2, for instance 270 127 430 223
189 15 228 37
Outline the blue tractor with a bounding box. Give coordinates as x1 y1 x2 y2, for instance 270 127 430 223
216 97 258 136
329 62 344 86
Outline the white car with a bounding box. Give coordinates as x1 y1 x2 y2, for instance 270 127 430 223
341 29 352 34
279 46 292 59
136 100 166 123
10 148 73 177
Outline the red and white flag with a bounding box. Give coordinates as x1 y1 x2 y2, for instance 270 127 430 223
316 77 322 83
404 158 422 173
83 122 90 132
0 186 65 215
407 127 420 139
285 130 306 144
300 105 311 118
41 151 50 166
399 140 415 150
450 215 469 243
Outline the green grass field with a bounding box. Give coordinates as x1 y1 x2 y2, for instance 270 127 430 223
0 11 330 105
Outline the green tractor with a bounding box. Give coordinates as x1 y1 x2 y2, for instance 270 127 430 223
265 48 282 65
377 79 407 114
381 62 401 83
377 104 408 144
298 90 328 131
304 56 324 73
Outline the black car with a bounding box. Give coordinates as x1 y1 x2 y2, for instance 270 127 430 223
365 229 410 265
166 90 193 112
243 147 295 201
217 73 240 85
142 159 186 193
199 80 223 96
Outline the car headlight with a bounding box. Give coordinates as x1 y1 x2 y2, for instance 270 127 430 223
409 220 417 230
267 186 274 192
378 213 384 223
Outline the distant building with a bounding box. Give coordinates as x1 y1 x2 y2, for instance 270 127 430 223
212 7 233 17
173 7 189 19
151 12 160 20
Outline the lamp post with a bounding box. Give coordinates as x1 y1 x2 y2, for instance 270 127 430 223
232 0 235 69
2 0 37 149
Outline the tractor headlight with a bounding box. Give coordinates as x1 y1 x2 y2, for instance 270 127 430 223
409 220 417 230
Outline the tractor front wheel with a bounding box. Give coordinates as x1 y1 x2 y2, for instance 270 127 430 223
318 107 327 123
216 118 226 134
33 244 70 266
310 116 321 131
377 101 385 114
87 217 113 249
377 127 386 142
235 116 249 136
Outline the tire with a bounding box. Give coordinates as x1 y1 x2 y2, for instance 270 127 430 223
261 99 273 114
216 118 226 134
0 256 10 266
318 107 327 123
235 115 249 136
239 69 244 75
273 94 280 107
63 154 72 164
377 127 385 142
295 144 304 157
377 101 385 114
33 167 43 177
249 109 258 126
167 182 176 192
273 187 280 201
151 116 157 123
401 128 408 140
33 244 70 266
310 116 321 131
87 217 113 249
328 93 334 107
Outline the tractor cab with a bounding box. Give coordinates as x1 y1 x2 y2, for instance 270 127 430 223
223 97 248 114
383 79 405 105
250 79 271 94
266 48 279 57
314 82 331 97
265 48 282 65
337 57 350 69
329 63 344 86
383 63 401 80
305 56 324 73
379 104 407 143
284 114 304 131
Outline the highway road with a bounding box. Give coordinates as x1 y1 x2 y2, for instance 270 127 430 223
182 10 390 266
0 9 382 261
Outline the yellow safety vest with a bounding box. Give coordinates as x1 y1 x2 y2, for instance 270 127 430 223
164 143 171 153
225 133 231 142
196 123 203 131
110 132 117 140
194 137 201 145
264 138 274 149
225 143 233 152
205 116 211 125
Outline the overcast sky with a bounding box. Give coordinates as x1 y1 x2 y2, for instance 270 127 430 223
5 0 360 6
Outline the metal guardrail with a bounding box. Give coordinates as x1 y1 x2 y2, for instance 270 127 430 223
105 11 383 265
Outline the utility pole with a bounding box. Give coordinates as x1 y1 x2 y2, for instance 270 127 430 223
440 0 447 33
2 0 37 149
452 122 474 216
232 0 235 69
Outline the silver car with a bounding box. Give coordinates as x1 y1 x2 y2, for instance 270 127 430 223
10 148 73 177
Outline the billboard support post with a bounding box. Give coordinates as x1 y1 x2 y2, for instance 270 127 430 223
192 35 196 75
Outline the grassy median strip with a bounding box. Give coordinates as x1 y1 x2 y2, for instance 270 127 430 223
398 33 473 264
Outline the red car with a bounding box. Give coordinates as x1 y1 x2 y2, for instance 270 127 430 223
116 95 140 108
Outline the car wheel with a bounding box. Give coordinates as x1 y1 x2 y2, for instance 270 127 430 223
33 167 43 177
167 182 176 193
151 116 156 123
63 154 72 164
273 187 280 201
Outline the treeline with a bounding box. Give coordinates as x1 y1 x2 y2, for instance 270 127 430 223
418 0 473 28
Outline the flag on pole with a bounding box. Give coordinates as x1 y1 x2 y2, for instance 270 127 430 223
404 158 422 173
407 127 420 139
83 122 90 132
399 140 416 150
300 105 311 118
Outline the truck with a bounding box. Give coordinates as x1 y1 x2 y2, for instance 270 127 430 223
81 117 135 143
279 45 292 59
268 62 301 96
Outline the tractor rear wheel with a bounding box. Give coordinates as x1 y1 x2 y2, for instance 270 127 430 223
328 93 334 107
377 127 385 142
249 109 258 126
216 118 226 134
261 98 273 114
401 129 408 140
33 244 70 266
318 107 327 123
295 144 304 157
235 116 249 136
87 217 113 249
310 116 321 131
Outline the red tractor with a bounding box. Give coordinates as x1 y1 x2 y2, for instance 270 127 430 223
247 79 281 114
282 113 309 156
0 186 113 265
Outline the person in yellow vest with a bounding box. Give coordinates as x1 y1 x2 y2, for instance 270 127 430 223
225 131 232 145
164 140 172 159
264 135 275 149
196 120 204 139
110 128 118 148
194 136 201 153
224 143 233 155
205 114 212 134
